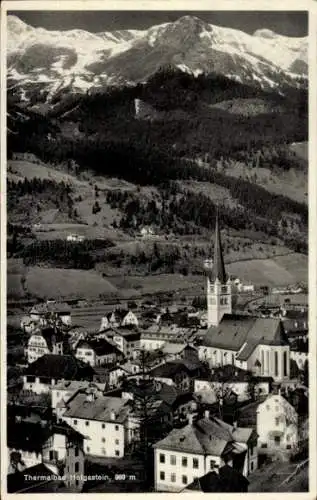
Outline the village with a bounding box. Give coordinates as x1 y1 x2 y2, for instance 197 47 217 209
5 215 309 493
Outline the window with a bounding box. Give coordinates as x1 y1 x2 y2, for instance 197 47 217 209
274 436 281 445
182 475 188 485
275 417 279 426
160 471 165 481
115 450 120 456
250 445 254 456
193 458 199 469
75 480 79 487
115 425 119 431
86 446 90 453
283 351 288 377
182 457 187 467
251 462 254 471
115 439 119 445
75 462 79 473
210 460 216 469
159 453 165 464
170 455 176 465
102 423 105 429
85 421 89 426
75 447 79 457
171 473 176 483
274 351 279 377
102 438 106 443
261 443 267 448
73 419 77 426
56 391 60 397
286 435 291 442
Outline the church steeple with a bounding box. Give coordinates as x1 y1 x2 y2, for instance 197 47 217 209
210 209 227 284
206 209 232 328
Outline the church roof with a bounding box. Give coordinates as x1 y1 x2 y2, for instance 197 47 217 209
209 212 227 283
202 315 288 353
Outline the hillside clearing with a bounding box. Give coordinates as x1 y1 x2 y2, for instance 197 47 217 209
25 266 118 299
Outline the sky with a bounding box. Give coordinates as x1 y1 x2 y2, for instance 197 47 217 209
10 11 308 37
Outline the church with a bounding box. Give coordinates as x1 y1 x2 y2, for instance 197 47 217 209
197 214 290 382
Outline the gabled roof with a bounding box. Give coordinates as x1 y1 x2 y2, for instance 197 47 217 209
25 354 94 380
153 416 253 455
63 392 130 423
203 315 288 353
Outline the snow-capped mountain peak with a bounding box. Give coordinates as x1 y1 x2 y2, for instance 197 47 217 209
6 14 308 106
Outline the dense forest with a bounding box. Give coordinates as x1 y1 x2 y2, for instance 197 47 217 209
7 68 308 267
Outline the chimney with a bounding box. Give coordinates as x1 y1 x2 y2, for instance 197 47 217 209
110 410 116 421
204 410 210 419
233 421 237 430
188 414 194 425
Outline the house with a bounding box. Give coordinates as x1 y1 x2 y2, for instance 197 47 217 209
107 309 139 328
256 393 298 452
66 234 85 243
23 354 94 394
290 350 308 370
153 412 257 492
7 419 85 480
139 226 155 238
194 365 273 402
183 465 249 492
201 214 291 382
30 302 71 326
104 327 141 359
75 338 124 367
61 388 131 457
149 360 207 393
159 343 199 363
51 380 106 417
26 327 64 364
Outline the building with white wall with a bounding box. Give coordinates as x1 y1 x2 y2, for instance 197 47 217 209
256 393 298 452
153 412 257 492
61 389 131 458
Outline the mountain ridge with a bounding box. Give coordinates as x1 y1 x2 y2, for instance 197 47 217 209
7 14 308 105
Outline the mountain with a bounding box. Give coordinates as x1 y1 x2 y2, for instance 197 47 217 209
7 14 307 105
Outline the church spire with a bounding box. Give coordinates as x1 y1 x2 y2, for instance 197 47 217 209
210 208 227 283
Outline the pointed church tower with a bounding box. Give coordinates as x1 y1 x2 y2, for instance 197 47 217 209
205 210 232 327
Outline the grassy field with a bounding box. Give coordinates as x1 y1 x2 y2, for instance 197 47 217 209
7 259 26 299
24 266 118 300
7 249 307 301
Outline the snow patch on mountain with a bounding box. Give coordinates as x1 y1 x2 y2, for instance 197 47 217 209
6 14 308 103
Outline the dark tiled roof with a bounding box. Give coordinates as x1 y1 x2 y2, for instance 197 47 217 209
204 316 288 353
186 465 249 492
25 354 94 380
63 392 130 423
149 360 200 379
153 416 253 455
